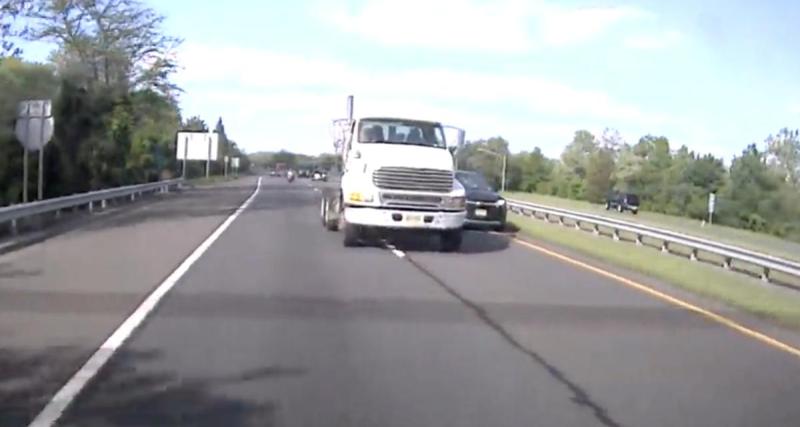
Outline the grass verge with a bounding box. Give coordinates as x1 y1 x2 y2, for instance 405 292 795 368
506 191 800 263
510 213 800 329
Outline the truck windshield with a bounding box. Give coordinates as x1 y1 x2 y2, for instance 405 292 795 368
358 119 446 149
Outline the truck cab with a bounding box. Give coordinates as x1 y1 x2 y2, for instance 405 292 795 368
322 115 467 251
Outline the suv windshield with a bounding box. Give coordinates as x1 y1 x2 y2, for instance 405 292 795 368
358 119 446 148
456 171 493 192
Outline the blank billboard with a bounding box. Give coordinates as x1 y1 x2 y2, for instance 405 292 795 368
176 132 219 161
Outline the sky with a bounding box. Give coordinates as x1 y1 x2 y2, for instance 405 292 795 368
19 0 800 159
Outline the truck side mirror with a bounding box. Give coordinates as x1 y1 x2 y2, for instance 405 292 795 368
448 146 457 155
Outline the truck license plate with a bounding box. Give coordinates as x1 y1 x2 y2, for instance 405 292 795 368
475 208 488 217
406 214 423 224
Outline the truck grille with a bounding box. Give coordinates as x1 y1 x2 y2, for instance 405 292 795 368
381 193 443 209
372 167 453 193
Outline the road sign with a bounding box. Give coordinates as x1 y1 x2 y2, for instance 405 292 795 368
15 100 54 151
176 132 219 161
232 157 240 168
708 193 716 214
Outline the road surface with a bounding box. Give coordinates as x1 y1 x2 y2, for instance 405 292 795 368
2 176 800 427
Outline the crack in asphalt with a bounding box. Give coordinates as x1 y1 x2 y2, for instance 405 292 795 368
401 253 626 427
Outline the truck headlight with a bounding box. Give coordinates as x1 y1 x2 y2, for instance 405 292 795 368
348 191 374 203
443 196 466 209
496 199 506 206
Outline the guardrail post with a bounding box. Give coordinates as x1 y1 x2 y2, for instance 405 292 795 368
722 258 732 270
574 220 581 230
54 209 61 219
88 201 94 213
635 234 643 246
130 193 136 201
761 268 770 283
10 219 18 236
101 199 107 209
558 216 564 226
661 241 669 253
612 229 620 241
689 249 698 261
592 224 600 235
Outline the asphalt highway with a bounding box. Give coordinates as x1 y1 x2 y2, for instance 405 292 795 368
2 176 799 427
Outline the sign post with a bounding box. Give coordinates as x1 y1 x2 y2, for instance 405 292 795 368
708 192 716 225
224 155 229 177
22 148 28 203
206 133 211 178
181 135 189 178
15 100 54 202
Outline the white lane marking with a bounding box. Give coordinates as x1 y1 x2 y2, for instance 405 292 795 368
384 243 406 258
313 188 320 192
28 177 263 427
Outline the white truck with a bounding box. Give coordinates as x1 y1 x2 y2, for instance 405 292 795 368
321 96 467 251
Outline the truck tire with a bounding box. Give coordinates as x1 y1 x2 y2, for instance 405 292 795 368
440 229 463 252
324 195 340 231
343 222 361 247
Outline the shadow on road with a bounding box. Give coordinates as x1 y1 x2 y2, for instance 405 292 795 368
383 230 511 254
0 345 92 427
0 262 42 279
57 348 299 427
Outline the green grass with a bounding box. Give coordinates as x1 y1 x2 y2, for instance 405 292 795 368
506 191 800 263
510 212 800 329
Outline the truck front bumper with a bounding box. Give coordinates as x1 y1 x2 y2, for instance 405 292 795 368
344 206 465 230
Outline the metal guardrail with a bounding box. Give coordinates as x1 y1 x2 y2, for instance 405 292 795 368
0 179 183 233
507 198 800 284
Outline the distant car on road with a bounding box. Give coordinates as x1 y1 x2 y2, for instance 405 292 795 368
606 192 640 214
455 170 507 231
311 170 327 181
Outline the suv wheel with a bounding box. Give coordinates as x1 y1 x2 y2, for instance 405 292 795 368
440 229 463 252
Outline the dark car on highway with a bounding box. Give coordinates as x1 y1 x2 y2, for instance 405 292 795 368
606 192 640 214
455 170 507 231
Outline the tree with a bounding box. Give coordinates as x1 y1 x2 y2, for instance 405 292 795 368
25 0 181 96
765 128 800 186
1 0 32 59
181 116 207 132
509 148 553 192
584 148 615 203
561 130 597 179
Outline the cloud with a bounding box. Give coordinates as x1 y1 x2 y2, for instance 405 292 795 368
174 43 668 155
536 5 647 47
319 0 647 52
624 30 683 49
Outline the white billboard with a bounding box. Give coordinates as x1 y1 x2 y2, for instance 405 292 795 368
176 132 219 161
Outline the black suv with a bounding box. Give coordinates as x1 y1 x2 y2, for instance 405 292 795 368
606 192 640 214
455 170 507 231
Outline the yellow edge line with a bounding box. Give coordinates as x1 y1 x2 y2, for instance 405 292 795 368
511 236 800 360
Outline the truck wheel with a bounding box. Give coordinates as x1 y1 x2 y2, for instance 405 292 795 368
324 196 340 231
343 222 361 247
440 229 463 252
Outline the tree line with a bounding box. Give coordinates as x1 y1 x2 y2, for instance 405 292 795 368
458 129 800 242
1 0 248 206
